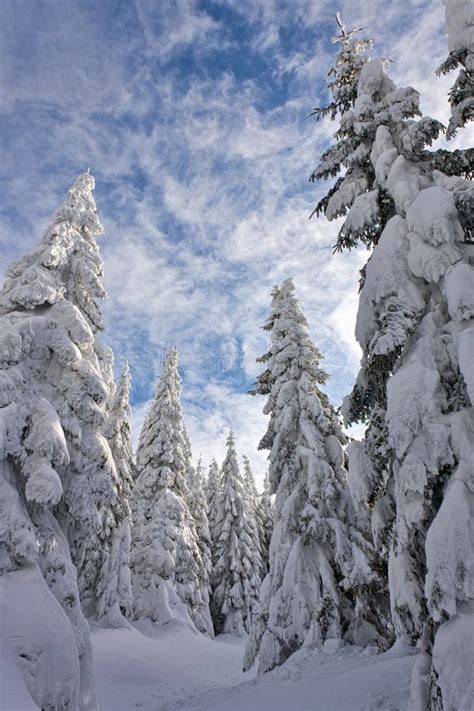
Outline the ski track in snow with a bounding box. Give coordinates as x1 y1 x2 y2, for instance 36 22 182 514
89 621 417 711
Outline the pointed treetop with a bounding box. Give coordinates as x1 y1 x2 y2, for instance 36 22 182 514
121 356 130 375
280 277 295 295
222 431 241 482
309 14 373 123
205 458 221 500
332 12 363 45
110 358 132 410
0 171 105 332
151 346 181 400
165 345 179 370
242 455 259 498
116 358 131 391
207 458 220 483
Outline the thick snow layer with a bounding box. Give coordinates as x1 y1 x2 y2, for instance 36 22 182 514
445 263 474 321
213 642 417 711
432 613 474 711
91 621 252 711
0 564 81 710
0 641 37 711
458 326 474 405
443 0 474 54
425 478 474 619
2 617 420 710
406 187 463 248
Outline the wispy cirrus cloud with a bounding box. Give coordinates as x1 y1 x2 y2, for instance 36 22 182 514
1 0 471 487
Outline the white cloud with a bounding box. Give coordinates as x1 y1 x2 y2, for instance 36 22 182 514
1 0 472 478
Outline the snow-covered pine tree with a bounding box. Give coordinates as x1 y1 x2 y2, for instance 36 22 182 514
210 432 262 636
131 347 209 633
186 456 214 636
309 13 383 253
96 359 134 626
178 426 214 636
0 172 119 709
205 457 221 547
310 20 413 614
242 455 259 507
173 385 213 637
257 471 274 578
244 279 384 674
313 29 474 707
436 0 474 139
242 455 264 575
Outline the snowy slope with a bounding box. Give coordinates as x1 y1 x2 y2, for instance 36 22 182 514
91 622 416 711
3 619 418 710
91 621 252 711
210 641 417 711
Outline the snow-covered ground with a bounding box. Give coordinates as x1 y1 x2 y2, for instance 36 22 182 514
91 622 417 711
2 619 418 710
91 621 252 711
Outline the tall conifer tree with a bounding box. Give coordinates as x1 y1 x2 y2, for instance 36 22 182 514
257 472 274 578
187 456 214 636
0 172 118 709
206 458 221 547
97 359 134 626
245 279 383 673
131 348 210 633
436 0 474 139
210 432 262 636
312 17 474 706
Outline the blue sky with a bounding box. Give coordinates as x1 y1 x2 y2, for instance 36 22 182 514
1 0 470 484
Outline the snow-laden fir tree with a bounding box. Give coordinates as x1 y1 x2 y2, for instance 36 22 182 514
96 359 134 626
180 419 213 634
242 455 264 575
309 13 382 252
242 455 271 580
0 172 120 709
28 175 125 621
186 456 214 636
242 455 260 507
310 18 473 685
210 432 262 636
244 279 386 674
353 72 473 711
436 0 474 139
257 471 274 578
312 26 474 707
131 347 210 633
173 386 213 637
310 18 431 594
205 457 221 546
